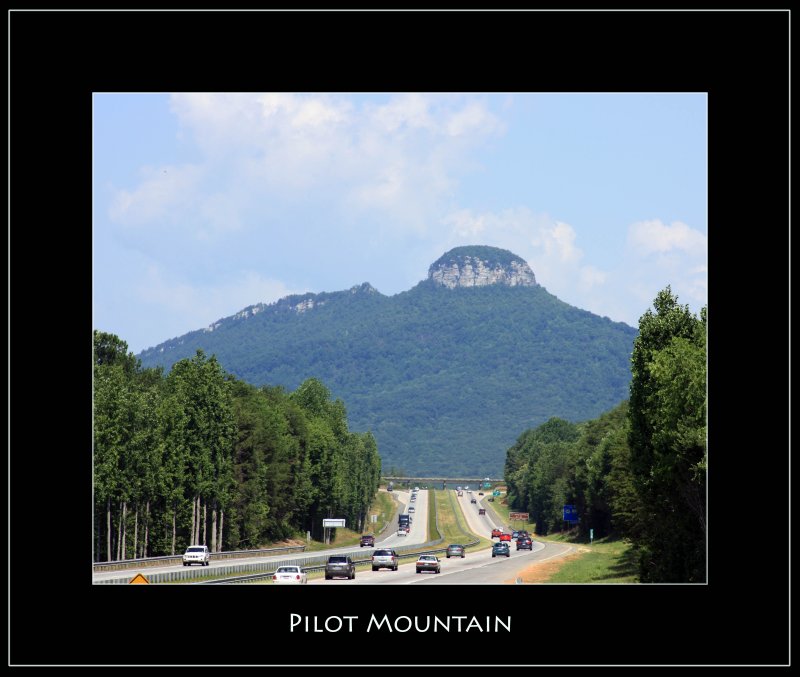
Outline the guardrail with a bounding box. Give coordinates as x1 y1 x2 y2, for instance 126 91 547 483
92 544 307 572
195 540 480 585
97 490 483 585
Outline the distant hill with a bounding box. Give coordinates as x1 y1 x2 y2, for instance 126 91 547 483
138 246 637 476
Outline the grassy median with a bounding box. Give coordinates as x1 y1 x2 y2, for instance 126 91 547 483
434 490 493 552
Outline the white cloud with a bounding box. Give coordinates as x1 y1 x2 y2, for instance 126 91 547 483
437 206 705 327
162 93 503 229
628 219 707 256
536 221 584 264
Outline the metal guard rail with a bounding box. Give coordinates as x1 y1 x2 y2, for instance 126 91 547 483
92 544 307 571
196 538 481 584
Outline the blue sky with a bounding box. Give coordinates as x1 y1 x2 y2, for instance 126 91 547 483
93 93 707 354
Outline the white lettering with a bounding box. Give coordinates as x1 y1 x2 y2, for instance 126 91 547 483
496 616 512 632
433 616 451 632
414 616 431 632
325 617 343 632
394 616 412 632
289 614 302 632
366 614 392 632
466 616 484 632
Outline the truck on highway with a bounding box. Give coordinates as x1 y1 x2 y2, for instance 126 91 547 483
398 513 410 528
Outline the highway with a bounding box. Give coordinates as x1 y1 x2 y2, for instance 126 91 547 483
94 487 577 585
310 488 576 584
92 487 426 583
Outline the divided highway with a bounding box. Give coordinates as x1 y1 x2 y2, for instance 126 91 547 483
311 489 574 585
94 487 576 584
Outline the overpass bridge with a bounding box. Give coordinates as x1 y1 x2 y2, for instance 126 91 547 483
382 476 503 485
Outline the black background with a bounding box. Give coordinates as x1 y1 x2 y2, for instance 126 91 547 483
10 7 789 668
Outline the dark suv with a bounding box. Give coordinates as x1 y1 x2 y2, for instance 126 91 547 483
516 537 533 550
324 555 355 580
359 534 375 547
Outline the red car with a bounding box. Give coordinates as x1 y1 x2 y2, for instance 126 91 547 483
491 528 503 539
499 533 512 542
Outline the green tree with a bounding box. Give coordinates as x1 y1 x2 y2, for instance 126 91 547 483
169 350 236 550
628 288 706 582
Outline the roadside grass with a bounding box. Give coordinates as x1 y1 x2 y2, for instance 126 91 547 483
535 537 639 583
486 496 639 583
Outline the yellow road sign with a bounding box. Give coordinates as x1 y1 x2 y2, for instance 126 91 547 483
129 573 150 585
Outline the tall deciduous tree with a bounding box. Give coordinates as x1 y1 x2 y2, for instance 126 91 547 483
628 288 706 582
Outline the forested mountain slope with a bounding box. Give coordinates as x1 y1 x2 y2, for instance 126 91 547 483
139 247 637 475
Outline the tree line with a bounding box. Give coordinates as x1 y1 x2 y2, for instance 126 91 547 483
504 287 707 582
93 331 381 562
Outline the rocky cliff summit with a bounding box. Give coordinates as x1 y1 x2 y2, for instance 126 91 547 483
427 245 537 289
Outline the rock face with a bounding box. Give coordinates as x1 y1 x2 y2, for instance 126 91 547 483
428 245 537 289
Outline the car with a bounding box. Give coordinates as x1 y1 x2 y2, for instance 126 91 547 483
410 495 416 502
324 555 355 580
491 528 503 539
478 492 484 496
414 486 420 491
516 538 533 551
272 565 308 584
499 533 512 542
446 544 465 559
517 530 530 539
397 528 408 536
512 530 520 539
488 497 495 502
408 506 415 513
182 545 210 566
478 508 486 515
492 542 511 557
415 555 441 574
372 549 399 571
470 497 477 504
360 534 375 547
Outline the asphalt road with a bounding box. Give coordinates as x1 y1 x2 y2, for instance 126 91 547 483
93 487 429 583
309 539 574 585
310 488 575 584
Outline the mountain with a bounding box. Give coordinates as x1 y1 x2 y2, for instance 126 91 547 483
138 246 637 476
